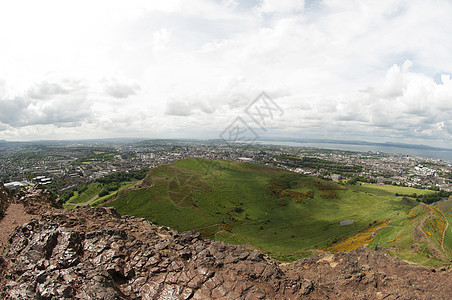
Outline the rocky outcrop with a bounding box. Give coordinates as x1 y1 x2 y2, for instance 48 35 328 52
0 182 12 218
1 191 451 299
1 206 288 299
17 185 62 214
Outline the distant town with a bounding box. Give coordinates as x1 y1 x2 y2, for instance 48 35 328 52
1 139 452 195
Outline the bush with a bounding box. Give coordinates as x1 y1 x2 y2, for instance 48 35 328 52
61 191 74 202
98 189 110 197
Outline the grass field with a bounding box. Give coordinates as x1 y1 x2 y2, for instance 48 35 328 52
105 158 451 263
367 203 449 265
90 182 136 206
67 181 138 206
444 213 452 254
438 196 452 213
68 183 103 204
349 183 436 196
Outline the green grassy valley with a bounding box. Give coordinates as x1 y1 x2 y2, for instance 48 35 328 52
103 158 451 264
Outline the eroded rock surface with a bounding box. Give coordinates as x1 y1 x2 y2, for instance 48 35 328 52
15 185 63 215
0 182 12 218
0 190 451 299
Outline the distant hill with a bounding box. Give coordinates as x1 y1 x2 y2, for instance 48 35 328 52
105 158 451 264
262 137 452 152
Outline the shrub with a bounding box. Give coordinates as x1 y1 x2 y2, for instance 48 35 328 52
98 189 110 197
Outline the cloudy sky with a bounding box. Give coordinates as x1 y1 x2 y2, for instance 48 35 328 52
1 0 452 147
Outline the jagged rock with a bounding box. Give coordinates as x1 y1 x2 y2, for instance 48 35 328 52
1 191 451 299
0 182 13 218
17 185 62 214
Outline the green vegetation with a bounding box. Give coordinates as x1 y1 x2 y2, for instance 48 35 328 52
107 158 449 263
74 151 118 165
90 182 137 207
96 168 148 185
63 204 77 209
64 169 148 204
444 213 452 253
68 183 103 204
349 183 436 197
367 204 449 266
420 190 452 204
438 197 452 213
274 154 362 174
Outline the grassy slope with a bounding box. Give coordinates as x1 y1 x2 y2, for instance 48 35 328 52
351 184 451 265
367 204 448 265
109 158 428 261
90 182 136 206
438 196 452 213
444 213 452 253
67 181 138 205
69 183 103 204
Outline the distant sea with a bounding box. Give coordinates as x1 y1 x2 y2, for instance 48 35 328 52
259 140 452 163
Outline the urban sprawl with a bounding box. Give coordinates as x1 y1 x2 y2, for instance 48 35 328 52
1 140 451 196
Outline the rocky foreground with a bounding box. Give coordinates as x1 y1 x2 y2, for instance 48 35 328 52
0 186 451 299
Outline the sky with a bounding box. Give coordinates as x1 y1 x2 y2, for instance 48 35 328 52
1 0 452 147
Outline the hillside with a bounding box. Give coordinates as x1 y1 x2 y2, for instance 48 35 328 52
1 187 451 299
105 158 451 264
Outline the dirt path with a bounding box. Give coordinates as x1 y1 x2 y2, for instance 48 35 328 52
0 204 38 251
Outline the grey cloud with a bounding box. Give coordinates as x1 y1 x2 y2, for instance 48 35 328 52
165 96 218 116
0 79 93 129
0 96 92 128
28 82 68 99
0 97 29 126
164 87 286 117
0 79 6 98
165 100 195 116
27 80 85 100
104 81 140 99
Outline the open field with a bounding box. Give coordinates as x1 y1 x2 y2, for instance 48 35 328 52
105 158 451 263
90 182 137 206
66 181 138 206
68 183 103 204
349 183 436 196
438 196 452 213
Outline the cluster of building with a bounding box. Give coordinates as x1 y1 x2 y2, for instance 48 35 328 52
1 140 451 194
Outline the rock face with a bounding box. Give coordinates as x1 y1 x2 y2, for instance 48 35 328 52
0 182 12 218
1 191 451 299
17 185 62 214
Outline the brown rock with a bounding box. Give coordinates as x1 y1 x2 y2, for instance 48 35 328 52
0 190 451 299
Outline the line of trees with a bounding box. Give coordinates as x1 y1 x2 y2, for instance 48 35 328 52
395 190 451 204
275 154 362 174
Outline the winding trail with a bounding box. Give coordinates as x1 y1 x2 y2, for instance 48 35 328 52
420 203 451 261
436 207 451 261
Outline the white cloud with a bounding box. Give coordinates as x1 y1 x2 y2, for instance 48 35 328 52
222 0 239 10
0 1 452 146
255 0 305 14
103 79 141 99
0 78 93 129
